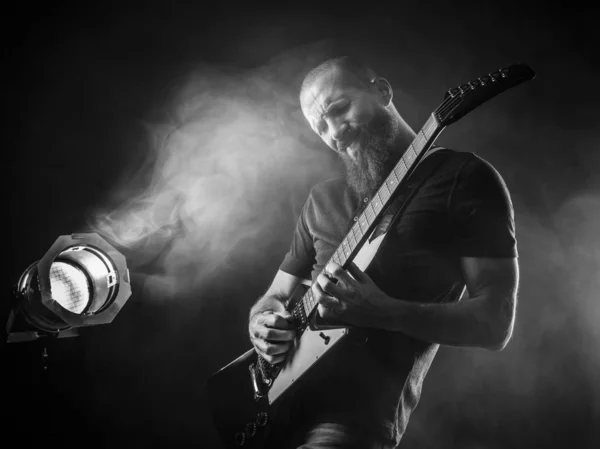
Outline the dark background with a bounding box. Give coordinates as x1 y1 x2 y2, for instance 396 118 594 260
3 1 599 448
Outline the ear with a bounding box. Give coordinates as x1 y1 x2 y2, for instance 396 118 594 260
371 77 393 107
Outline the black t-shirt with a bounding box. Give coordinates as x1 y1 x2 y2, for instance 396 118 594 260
279 148 517 444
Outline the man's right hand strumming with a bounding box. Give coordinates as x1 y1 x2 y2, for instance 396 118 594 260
249 310 296 364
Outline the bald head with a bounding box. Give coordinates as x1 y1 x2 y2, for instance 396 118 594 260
300 56 378 99
297 55 416 192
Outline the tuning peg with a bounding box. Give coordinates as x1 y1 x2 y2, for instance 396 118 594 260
448 87 461 97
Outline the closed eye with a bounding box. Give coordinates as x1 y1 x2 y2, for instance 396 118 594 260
329 101 350 116
314 101 351 135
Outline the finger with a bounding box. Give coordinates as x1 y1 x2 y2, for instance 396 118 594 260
324 262 362 290
317 294 343 311
256 326 295 341
314 282 345 312
261 312 295 330
346 262 371 284
255 346 288 365
260 342 291 364
325 262 343 274
323 262 341 282
316 272 346 297
328 265 361 289
254 339 292 358
278 310 294 321
313 279 338 304
318 304 339 320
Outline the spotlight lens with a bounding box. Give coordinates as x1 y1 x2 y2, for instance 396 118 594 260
50 261 90 314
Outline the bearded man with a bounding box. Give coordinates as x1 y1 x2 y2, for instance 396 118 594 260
248 56 519 449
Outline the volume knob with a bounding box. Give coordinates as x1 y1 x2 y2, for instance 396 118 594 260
256 412 268 427
234 431 246 446
246 421 257 437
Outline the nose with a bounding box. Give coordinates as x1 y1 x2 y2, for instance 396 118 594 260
329 120 348 143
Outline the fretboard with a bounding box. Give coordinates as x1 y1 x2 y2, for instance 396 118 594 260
291 114 442 327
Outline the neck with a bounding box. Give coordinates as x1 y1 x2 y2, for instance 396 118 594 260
388 112 417 157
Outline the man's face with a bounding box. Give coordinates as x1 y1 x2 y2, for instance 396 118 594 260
300 68 398 198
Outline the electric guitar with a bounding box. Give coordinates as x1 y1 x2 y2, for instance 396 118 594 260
205 63 535 449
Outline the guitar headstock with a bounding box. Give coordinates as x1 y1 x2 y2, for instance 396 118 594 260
434 63 536 127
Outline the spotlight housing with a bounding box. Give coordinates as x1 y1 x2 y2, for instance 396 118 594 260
6 233 131 343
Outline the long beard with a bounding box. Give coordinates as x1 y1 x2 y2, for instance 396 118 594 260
341 112 399 199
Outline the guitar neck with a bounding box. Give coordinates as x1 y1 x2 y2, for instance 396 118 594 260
291 114 443 326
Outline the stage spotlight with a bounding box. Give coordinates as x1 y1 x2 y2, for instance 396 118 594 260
6 233 132 343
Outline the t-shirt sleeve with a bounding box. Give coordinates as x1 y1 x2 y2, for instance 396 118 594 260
448 155 518 258
279 196 316 279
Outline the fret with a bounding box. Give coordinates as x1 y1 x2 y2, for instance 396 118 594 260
302 295 310 318
347 229 355 255
414 136 424 150
361 213 370 229
389 170 399 187
405 146 416 167
396 158 408 178
332 251 342 266
419 129 428 147
341 239 350 258
423 121 431 140
356 216 365 234
338 250 348 265
380 183 391 201
414 132 423 148
424 116 435 138
308 288 316 309
338 244 348 261
339 250 348 265
368 201 377 218
372 191 381 212
348 227 358 246
303 291 312 314
364 205 374 223
353 223 362 242
351 223 362 241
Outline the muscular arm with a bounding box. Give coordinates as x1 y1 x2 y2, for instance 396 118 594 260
249 270 302 318
318 257 519 351
248 270 303 363
379 257 518 350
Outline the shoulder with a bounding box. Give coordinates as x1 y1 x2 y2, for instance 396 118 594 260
431 148 508 185
309 176 347 198
305 176 349 208
428 147 478 166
